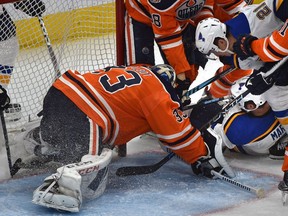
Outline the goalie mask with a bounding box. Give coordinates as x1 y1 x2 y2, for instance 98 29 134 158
230 77 266 112
150 64 176 87
196 18 230 55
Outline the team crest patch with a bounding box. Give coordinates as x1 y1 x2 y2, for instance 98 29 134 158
176 0 205 21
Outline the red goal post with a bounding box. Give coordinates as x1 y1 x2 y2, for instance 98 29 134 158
0 0 125 132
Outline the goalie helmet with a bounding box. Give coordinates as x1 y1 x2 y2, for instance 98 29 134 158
150 64 176 87
195 18 229 55
230 77 266 112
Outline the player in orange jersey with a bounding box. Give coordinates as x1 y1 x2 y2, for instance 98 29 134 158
125 0 250 106
27 64 233 212
125 0 212 106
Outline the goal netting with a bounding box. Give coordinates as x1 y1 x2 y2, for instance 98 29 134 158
0 0 124 131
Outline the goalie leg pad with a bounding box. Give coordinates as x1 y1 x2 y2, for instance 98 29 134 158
32 174 81 212
32 148 113 212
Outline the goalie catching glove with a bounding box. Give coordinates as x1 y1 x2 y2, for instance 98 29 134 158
191 128 235 179
32 148 113 212
14 0 46 17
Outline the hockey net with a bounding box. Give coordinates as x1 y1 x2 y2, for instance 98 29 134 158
0 0 124 131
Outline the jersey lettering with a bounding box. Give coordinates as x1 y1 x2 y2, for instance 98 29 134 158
173 109 187 122
176 0 204 21
152 13 161 27
100 70 142 93
253 2 272 20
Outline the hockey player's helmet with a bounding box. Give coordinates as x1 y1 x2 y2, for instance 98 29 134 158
230 77 266 112
150 64 176 87
195 18 229 55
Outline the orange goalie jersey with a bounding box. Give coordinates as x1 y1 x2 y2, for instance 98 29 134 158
53 66 207 164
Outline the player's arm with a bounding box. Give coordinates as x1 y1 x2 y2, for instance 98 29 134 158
233 0 288 62
146 96 234 178
250 19 288 62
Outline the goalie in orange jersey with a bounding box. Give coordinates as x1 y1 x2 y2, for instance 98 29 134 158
24 64 234 212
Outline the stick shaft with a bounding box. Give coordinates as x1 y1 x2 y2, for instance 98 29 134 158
0 111 13 176
116 152 175 176
211 170 264 197
37 16 61 80
186 67 235 96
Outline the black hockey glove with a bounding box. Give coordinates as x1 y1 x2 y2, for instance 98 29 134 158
233 34 258 60
175 78 191 107
0 85 10 111
191 129 234 178
245 62 277 95
14 0 46 17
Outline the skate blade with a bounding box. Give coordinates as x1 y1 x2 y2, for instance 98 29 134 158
282 191 288 206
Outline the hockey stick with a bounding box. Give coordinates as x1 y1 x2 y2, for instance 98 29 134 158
116 151 175 176
37 16 61 80
182 96 230 111
116 91 247 177
185 66 236 97
0 111 13 176
211 170 265 198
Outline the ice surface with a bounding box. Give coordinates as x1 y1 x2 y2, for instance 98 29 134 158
0 40 287 216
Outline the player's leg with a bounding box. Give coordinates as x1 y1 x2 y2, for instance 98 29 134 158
124 12 155 66
31 86 112 212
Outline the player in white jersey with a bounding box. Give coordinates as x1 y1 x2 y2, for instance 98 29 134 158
195 0 288 204
213 77 286 159
0 0 46 121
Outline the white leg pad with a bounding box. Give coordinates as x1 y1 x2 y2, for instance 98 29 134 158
32 148 113 212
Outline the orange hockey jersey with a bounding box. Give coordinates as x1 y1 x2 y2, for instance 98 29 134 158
53 66 206 164
214 0 248 22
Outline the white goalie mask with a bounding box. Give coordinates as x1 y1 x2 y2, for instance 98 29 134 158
150 64 176 87
195 18 230 55
230 77 266 112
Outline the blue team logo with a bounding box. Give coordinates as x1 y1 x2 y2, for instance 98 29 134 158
238 82 245 90
176 0 205 21
198 32 205 42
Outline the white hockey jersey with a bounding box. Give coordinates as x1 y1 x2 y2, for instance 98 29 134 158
214 105 286 155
